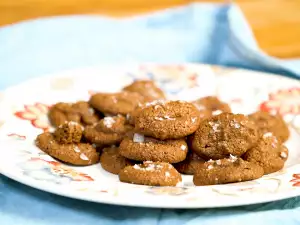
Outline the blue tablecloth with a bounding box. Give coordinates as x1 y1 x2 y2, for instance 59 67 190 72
1 3 300 224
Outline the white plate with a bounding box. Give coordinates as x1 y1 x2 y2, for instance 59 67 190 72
1 63 300 208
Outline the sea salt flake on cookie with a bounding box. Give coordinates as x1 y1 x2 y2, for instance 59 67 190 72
191 117 197 123
103 117 115 128
80 153 89 160
230 120 240 129
209 122 220 132
228 154 237 162
74 146 81 153
263 132 273 139
280 151 287 158
88 108 95 114
212 110 223 116
133 133 145 143
133 164 141 170
164 115 176 120
207 165 214 170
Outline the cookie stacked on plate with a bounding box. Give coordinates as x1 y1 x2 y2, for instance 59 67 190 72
36 79 290 187
118 100 201 186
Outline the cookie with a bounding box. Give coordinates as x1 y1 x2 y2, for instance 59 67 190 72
191 113 259 159
192 96 231 120
83 115 133 145
123 80 165 101
89 92 145 115
193 156 264 186
135 100 201 140
243 132 288 174
100 147 134 175
249 111 289 142
54 121 83 144
174 151 206 174
36 132 99 166
119 133 188 163
119 162 182 186
49 101 100 127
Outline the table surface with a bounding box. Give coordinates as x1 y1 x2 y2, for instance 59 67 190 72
1 0 300 59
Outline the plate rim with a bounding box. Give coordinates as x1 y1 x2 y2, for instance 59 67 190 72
2 166 300 209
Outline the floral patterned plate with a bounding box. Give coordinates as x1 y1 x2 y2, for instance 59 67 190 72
1 63 300 208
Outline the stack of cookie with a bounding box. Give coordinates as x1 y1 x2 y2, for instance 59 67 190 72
35 79 290 187
117 100 201 186
188 112 288 186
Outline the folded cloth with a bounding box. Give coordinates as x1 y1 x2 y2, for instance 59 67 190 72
1 3 300 225
0 3 299 90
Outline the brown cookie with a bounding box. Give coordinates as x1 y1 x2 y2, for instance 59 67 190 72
249 111 289 142
193 157 264 186
83 115 133 146
119 133 188 163
54 121 83 144
100 147 134 175
191 113 259 159
135 100 201 140
49 101 100 127
243 132 288 174
123 80 165 101
174 151 206 174
119 162 182 186
36 132 99 166
89 92 145 115
192 96 231 120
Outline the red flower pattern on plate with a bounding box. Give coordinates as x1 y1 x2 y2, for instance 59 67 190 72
7 133 26 140
260 87 300 115
14 103 50 131
290 174 300 187
30 158 94 181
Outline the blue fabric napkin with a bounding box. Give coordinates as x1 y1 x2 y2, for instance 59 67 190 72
1 3 300 225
